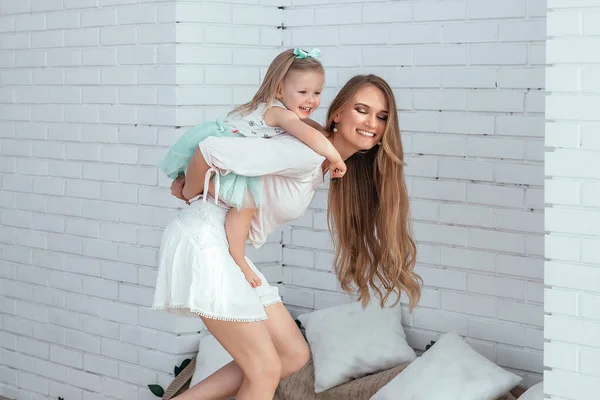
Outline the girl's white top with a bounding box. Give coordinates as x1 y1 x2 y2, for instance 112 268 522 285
198 134 325 248
223 101 287 139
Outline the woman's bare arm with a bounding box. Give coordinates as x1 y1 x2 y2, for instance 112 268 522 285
181 148 211 200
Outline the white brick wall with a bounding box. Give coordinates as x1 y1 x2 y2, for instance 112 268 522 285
281 0 546 388
3 0 581 398
0 1 282 399
544 1 600 398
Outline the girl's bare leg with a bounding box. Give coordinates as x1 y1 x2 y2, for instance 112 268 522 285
225 208 261 287
173 304 310 400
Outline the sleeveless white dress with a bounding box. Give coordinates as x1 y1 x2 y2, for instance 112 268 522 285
152 134 325 322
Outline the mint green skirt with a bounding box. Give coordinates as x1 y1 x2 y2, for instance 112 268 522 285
158 120 262 210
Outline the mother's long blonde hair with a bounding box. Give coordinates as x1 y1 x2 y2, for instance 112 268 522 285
326 75 422 310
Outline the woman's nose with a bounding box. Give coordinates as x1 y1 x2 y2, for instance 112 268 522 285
366 114 377 128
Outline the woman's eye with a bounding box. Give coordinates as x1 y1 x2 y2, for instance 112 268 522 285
356 108 367 114
378 115 388 121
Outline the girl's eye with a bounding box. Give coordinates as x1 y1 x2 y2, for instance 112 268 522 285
314 92 321 96
299 91 307 94
356 108 367 114
378 115 388 121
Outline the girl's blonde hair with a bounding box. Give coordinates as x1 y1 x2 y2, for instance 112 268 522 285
326 75 422 310
230 48 324 116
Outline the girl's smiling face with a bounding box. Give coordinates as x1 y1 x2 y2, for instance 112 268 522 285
279 69 324 120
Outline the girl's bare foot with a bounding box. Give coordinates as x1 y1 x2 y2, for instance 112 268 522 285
242 269 262 288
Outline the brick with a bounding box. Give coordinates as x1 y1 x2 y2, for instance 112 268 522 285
314 6 360 25
440 204 494 227
64 0 98 9
497 346 543 373
496 163 544 186
138 24 175 44
118 4 156 25
176 3 231 23
469 319 525 347
468 91 525 112
416 265 467 290
546 261 600 293
290 267 338 291
1 0 31 15
17 371 50 395
467 0 526 19
100 26 136 45
389 23 442 44
411 179 465 202
500 20 546 42
414 1 465 21
82 8 117 27
496 115 545 137
468 274 526 300
415 45 468 66
470 44 527 65
117 45 155 65
444 22 498 43
546 315 600 348
49 382 83 400
441 291 496 317
413 308 468 335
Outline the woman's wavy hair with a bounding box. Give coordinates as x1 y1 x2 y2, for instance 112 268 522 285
230 48 324 116
326 74 422 310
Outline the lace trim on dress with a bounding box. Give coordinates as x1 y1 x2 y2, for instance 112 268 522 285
151 303 281 322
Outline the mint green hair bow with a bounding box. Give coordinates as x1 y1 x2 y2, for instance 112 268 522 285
293 47 321 60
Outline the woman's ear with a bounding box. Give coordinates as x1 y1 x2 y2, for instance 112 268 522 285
333 114 340 123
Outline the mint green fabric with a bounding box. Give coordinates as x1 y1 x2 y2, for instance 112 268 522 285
158 120 262 210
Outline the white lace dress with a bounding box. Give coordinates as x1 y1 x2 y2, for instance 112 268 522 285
152 134 325 322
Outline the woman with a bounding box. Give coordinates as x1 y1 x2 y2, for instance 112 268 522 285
156 75 422 399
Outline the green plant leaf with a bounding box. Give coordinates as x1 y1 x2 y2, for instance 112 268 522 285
148 384 164 397
174 358 192 376
179 358 191 372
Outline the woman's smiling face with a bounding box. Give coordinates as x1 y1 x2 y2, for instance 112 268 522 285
333 84 388 152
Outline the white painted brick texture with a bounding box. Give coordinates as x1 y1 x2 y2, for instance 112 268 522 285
282 0 546 387
544 1 600 399
0 0 558 398
0 0 281 398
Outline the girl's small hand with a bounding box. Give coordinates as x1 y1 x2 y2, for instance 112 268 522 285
171 176 190 204
243 270 262 288
329 160 346 179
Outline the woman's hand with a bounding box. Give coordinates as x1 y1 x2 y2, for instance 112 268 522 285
170 175 190 204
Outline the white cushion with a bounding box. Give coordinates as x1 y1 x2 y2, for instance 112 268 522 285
519 382 544 400
371 331 522 400
189 333 233 387
297 300 416 393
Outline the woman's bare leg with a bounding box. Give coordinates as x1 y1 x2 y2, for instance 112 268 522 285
174 303 310 400
173 317 281 400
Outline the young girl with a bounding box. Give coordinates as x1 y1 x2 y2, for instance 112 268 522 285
158 48 346 290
